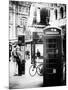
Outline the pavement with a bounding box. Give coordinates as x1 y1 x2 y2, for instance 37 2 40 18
9 74 43 89
9 55 43 89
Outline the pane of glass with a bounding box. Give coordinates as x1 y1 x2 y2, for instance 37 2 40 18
46 43 56 48
46 39 57 44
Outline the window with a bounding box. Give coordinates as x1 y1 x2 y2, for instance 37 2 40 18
40 8 50 25
60 7 64 19
55 9 57 20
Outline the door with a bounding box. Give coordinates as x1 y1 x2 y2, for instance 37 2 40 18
43 35 62 86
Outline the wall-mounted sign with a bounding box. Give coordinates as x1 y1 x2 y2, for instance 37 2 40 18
33 32 43 43
45 31 59 35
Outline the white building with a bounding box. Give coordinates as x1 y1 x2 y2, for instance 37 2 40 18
9 1 66 43
27 3 66 34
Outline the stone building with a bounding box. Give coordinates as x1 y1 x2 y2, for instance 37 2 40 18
9 1 66 43
27 3 66 33
9 1 31 43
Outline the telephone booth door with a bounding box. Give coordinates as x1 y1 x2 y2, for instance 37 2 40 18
43 27 62 86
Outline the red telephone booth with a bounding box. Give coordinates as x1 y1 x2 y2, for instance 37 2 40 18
43 26 63 86
18 35 25 74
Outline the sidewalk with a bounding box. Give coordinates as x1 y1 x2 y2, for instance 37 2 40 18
9 74 43 89
9 58 43 89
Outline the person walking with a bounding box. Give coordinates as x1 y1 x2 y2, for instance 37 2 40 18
25 50 30 60
16 45 23 76
36 49 41 62
37 49 40 58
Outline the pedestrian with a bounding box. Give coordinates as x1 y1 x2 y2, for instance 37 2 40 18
25 50 30 59
36 49 41 62
16 45 23 76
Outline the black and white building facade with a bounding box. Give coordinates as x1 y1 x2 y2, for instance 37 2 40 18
9 0 66 89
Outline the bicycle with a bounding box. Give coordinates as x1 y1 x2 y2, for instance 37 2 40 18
29 62 43 77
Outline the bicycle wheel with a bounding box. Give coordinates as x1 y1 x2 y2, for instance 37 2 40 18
37 64 43 76
29 65 36 77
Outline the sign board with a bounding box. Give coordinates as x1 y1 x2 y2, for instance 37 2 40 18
45 31 59 35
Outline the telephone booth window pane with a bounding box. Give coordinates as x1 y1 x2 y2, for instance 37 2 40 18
46 38 59 58
46 39 57 49
46 39 57 44
46 44 56 48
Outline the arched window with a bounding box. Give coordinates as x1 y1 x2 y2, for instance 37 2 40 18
64 5 66 18
55 9 57 20
40 8 50 25
60 7 64 19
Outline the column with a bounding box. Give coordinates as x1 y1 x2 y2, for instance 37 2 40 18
12 4 16 40
27 4 35 26
57 8 61 20
36 7 40 23
49 9 55 25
